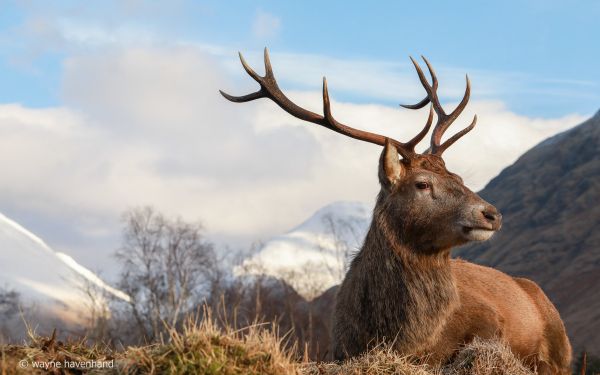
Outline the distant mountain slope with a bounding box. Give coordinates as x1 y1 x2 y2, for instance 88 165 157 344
0 211 128 325
454 110 600 355
240 201 371 297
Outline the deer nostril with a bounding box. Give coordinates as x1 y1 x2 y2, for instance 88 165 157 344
483 211 497 222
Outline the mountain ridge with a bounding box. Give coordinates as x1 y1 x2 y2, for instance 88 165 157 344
0 210 128 327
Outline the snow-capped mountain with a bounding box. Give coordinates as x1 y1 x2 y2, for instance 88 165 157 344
0 211 128 325
240 201 372 298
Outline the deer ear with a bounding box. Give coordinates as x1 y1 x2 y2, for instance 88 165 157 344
378 139 405 187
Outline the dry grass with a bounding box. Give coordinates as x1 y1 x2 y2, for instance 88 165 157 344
117 314 299 375
0 315 536 375
443 337 534 375
303 338 535 375
1 311 299 375
1 328 116 375
303 348 438 375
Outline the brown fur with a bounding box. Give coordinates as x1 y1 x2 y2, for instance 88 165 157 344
332 147 571 374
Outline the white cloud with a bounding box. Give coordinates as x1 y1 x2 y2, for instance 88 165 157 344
252 10 281 39
0 45 588 277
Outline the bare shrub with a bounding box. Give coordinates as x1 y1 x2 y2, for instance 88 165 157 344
317 213 363 284
75 274 113 343
113 206 217 342
0 285 20 342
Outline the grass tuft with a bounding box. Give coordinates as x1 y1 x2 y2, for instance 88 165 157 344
1 313 536 375
443 337 534 375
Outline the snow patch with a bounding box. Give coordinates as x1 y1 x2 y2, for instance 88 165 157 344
0 211 129 324
238 201 371 298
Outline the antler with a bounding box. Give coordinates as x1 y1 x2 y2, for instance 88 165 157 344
220 48 433 159
401 56 477 156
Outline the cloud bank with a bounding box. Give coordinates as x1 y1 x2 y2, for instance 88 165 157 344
0 45 587 277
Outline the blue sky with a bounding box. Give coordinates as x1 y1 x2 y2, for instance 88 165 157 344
0 1 596 276
0 0 598 116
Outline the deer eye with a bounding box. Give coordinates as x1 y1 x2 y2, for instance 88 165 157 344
415 181 430 190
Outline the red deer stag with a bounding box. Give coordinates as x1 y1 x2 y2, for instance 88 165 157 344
220 48 571 374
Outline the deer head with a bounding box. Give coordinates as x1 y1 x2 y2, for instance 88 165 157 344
220 48 502 253
378 140 501 253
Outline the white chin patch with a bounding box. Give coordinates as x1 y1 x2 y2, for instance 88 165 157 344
465 229 495 241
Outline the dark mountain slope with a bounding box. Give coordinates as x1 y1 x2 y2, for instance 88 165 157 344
455 110 600 355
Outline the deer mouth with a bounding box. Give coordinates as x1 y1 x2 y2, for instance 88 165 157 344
462 226 495 241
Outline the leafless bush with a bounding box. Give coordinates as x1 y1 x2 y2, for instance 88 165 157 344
318 213 362 284
0 285 20 342
112 206 217 343
74 274 113 343
0 285 19 319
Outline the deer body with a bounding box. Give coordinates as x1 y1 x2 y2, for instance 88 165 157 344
333 153 571 373
221 48 572 374
333 220 571 372
333 217 459 359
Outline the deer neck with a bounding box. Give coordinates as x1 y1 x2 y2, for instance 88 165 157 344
359 210 460 353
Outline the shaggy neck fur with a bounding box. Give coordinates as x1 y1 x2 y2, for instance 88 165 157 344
356 202 459 354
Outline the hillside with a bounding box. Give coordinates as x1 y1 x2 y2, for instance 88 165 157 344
0 211 128 328
454 110 600 355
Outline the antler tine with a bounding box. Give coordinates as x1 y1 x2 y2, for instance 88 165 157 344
400 96 430 110
322 77 334 121
407 57 445 117
429 75 475 154
400 56 477 156
404 105 434 151
218 51 264 103
239 51 262 81
322 77 415 157
221 48 322 123
220 48 428 158
434 115 477 155
421 56 438 90
219 89 264 103
445 75 471 125
322 77 420 157
263 47 275 79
